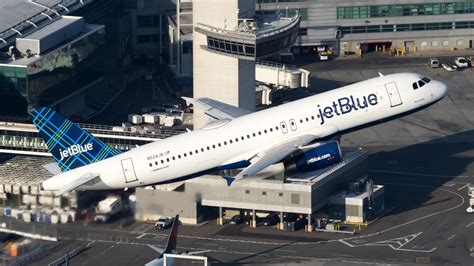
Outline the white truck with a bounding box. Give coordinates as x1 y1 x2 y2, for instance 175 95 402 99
94 195 122 222
467 185 473 213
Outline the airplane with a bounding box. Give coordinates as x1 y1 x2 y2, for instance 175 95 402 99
32 72 447 194
145 214 209 266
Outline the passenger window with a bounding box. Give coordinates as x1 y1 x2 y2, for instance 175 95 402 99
149 163 152 167
413 82 418 90
178 155 181 159
166 158 170 162
161 160 164 163
155 161 158 165
218 143 221 147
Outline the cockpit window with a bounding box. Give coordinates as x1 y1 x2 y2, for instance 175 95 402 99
413 77 431 90
418 80 425 87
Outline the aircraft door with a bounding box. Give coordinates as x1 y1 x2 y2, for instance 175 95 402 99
384 82 403 107
121 158 138 183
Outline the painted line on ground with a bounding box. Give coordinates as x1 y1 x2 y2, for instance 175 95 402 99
369 169 470 179
275 249 297 253
136 233 146 239
447 234 455 240
457 184 469 191
466 222 474 228
330 182 464 251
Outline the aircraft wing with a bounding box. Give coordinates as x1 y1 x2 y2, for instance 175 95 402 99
182 97 251 120
54 173 100 195
231 134 317 182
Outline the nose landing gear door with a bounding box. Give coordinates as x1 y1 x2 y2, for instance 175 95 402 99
121 158 138 183
385 82 403 107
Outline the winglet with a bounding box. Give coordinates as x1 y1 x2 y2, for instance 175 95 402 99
378 72 384 77
182 97 195 107
222 176 236 187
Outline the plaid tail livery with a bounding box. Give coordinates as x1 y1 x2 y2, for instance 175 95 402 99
31 108 122 172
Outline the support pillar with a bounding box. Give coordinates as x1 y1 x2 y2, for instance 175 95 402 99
306 213 313 232
217 206 223 225
278 211 284 230
251 209 256 228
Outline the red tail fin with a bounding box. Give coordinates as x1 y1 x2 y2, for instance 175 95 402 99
164 215 179 254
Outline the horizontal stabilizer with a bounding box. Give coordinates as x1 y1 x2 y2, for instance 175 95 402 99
42 163 62 175
147 244 165 255
183 97 251 120
55 172 100 195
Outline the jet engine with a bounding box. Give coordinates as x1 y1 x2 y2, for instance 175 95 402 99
284 141 342 176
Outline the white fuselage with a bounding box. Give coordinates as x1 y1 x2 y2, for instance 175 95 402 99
42 73 447 191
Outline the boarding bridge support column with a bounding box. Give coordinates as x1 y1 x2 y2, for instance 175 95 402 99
278 211 284 230
217 206 223 225
306 213 313 232
251 209 256 228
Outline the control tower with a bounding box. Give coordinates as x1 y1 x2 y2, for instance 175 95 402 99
193 0 300 127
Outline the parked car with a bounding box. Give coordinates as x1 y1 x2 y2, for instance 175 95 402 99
318 52 329 61
155 217 174 229
229 215 245 225
442 63 458 72
454 57 469 68
428 58 440 68
283 213 298 223
261 213 279 226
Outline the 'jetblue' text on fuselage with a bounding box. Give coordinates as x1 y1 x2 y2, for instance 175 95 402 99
317 93 378 124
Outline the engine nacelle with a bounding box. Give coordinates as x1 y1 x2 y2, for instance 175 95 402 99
284 141 342 176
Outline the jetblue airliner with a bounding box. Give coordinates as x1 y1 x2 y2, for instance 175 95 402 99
32 73 447 194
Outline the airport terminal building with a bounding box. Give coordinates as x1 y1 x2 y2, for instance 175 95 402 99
259 0 474 54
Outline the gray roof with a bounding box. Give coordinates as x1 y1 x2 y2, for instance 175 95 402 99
0 0 91 50
0 0 45 32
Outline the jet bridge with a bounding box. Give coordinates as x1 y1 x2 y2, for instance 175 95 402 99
256 60 310 89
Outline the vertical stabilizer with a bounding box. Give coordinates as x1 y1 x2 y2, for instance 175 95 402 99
31 108 121 172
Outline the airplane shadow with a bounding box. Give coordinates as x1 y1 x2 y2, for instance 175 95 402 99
367 129 473 217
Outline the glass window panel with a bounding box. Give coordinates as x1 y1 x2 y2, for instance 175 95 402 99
442 40 449 46
440 22 454 29
456 21 470 29
426 23 440 30
411 23 426 31
367 25 380 32
340 27 352 34
396 24 410 31
456 39 464 46
446 3 455 14
352 26 366 33
382 24 394 32
431 40 438 47
432 4 441 15
360 6 368 18
352 6 360 19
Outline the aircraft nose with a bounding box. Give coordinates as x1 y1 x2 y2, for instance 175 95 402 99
435 80 448 99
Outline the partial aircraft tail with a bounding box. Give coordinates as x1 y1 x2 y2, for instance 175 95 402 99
162 214 179 256
31 107 121 172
